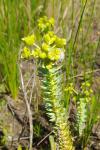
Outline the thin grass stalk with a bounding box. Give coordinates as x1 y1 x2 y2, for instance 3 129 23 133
72 0 88 52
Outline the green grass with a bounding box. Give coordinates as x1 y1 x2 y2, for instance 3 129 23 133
0 0 40 99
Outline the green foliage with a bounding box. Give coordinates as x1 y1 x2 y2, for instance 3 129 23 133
67 80 100 148
40 65 74 150
17 144 29 150
77 98 87 136
33 123 42 138
82 94 100 148
17 145 22 150
49 135 56 150
0 128 7 146
0 0 40 99
0 1 19 99
0 36 19 99
0 99 6 108
76 81 93 136
0 84 6 94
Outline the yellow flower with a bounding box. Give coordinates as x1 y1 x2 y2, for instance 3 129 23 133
31 48 41 58
48 31 55 36
39 52 47 59
21 47 31 58
48 48 61 61
86 82 90 87
61 38 66 45
42 43 49 52
44 34 51 44
49 37 56 45
84 90 90 96
38 23 45 31
22 34 35 45
49 18 55 26
44 33 56 45
46 63 52 69
55 37 66 47
46 22 50 28
38 16 54 32
31 51 38 58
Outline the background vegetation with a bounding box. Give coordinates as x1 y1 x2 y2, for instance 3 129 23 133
0 0 100 150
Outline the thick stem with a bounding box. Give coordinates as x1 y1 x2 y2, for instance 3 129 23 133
40 65 74 150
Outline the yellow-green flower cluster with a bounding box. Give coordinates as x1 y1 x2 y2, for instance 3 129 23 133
22 34 35 46
43 31 66 48
21 17 66 64
21 47 31 58
81 81 93 102
38 16 54 33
